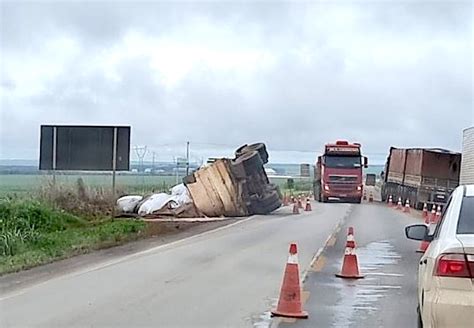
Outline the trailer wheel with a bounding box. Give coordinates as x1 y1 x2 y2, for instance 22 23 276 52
230 159 247 180
234 144 248 158
183 174 196 185
250 190 281 214
236 150 264 175
234 143 269 164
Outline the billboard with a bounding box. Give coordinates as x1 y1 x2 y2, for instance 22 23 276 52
39 125 131 171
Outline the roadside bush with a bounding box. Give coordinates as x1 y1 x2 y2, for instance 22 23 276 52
0 198 86 256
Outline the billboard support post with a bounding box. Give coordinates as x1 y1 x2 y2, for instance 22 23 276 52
111 127 118 218
52 126 57 185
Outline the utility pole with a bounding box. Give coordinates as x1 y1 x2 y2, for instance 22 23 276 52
152 152 156 172
134 145 148 172
186 141 190 176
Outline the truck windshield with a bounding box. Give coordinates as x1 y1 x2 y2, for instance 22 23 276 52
325 156 361 168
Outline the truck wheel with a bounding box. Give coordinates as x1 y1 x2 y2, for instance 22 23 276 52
234 143 269 164
234 144 248 158
183 174 196 185
322 195 328 203
245 143 269 164
230 159 247 179
250 190 281 214
238 150 264 175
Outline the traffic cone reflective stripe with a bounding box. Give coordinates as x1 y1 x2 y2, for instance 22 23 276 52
336 227 364 279
271 243 308 319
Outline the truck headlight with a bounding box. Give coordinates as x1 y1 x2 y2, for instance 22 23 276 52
357 186 362 191
324 185 330 191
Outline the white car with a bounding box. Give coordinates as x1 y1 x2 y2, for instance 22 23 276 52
406 184 474 328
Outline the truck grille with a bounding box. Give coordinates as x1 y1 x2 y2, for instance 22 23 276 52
328 175 358 183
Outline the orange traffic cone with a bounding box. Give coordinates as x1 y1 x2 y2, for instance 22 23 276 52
297 197 303 209
403 199 411 213
422 203 428 223
271 243 308 319
363 190 367 201
416 239 430 253
293 201 300 214
282 194 289 206
336 227 364 279
429 205 436 223
435 205 442 223
368 191 374 202
304 198 312 211
388 195 393 207
396 197 402 210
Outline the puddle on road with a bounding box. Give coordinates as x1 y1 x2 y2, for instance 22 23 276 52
330 240 402 328
251 297 278 328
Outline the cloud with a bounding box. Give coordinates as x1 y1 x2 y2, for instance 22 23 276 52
0 0 472 163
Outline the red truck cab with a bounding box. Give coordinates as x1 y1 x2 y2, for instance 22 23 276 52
314 140 368 203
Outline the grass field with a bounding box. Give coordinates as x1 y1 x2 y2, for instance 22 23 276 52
0 174 313 196
0 174 181 196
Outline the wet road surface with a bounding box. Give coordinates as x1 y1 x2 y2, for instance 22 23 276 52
1 202 351 328
278 201 422 328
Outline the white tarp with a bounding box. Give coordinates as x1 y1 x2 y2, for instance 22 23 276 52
138 193 179 216
170 183 193 205
119 184 193 216
116 195 143 213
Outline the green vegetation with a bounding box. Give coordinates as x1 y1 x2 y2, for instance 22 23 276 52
0 174 179 196
0 198 146 274
271 177 313 195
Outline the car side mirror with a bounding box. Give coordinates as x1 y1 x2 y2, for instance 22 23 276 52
405 224 432 241
363 156 368 168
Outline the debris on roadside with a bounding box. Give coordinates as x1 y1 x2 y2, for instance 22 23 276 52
116 142 281 218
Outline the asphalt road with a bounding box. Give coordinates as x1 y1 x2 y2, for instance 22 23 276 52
1 202 352 328
278 199 423 328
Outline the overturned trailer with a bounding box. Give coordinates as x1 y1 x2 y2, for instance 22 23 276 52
184 143 281 217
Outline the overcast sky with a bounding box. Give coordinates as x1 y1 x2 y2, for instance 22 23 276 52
1 0 473 164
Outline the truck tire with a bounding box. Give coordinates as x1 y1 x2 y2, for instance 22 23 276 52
235 144 248 158
183 174 196 185
314 182 321 202
234 150 263 175
250 190 281 214
235 143 269 164
230 159 247 179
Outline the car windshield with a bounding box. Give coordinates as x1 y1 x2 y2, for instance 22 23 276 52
457 196 474 234
325 156 361 168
